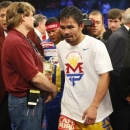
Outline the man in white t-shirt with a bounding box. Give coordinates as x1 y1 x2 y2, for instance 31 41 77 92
57 6 113 130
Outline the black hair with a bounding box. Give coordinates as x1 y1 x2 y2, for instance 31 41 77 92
57 6 83 25
45 17 58 26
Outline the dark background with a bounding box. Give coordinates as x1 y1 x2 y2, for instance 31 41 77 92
0 0 129 10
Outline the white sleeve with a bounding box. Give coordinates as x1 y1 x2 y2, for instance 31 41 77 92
57 47 64 71
94 42 113 74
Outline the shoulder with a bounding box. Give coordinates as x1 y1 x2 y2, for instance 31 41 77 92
57 40 67 49
79 35 107 55
107 31 123 45
111 27 126 37
106 27 128 51
108 27 127 42
4 31 28 50
85 35 105 47
5 33 22 45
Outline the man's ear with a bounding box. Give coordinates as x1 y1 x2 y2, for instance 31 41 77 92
21 14 25 22
39 22 42 27
80 23 84 30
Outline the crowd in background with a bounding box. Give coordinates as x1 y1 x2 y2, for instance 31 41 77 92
1 0 129 15
8 0 128 28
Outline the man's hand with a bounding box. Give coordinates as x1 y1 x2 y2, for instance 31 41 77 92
45 94 53 103
42 85 57 103
82 105 97 125
45 85 57 103
82 72 110 125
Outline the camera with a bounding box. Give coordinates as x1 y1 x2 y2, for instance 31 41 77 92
82 13 95 26
82 13 95 35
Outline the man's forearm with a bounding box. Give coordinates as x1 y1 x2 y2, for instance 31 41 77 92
31 72 57 93
90 72 110 108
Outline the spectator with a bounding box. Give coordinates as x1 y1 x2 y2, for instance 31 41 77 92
0 1 12 130
106 7 130 130
42 17 64 130
1 2 57 129
107 8 122 32
87 10 106 42
103 8 122 41
27 14 47 56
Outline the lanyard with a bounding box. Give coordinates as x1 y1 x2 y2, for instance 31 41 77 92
26 37 49 63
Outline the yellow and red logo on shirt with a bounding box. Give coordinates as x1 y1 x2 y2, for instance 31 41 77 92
65 51 84 86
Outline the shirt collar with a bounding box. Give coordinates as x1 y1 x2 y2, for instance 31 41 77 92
34 28 42 41
4 31 8 37
124 25 129 31
8 29 26 39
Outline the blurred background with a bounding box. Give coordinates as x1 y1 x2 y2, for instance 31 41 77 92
0 0 129 130
0 0 129 18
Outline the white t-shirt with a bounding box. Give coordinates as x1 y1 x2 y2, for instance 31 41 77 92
57 35 113 123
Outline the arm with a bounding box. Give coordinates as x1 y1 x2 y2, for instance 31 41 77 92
91 72 110 108
82 72 110 125
9 44 57 99
31 72 57 99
